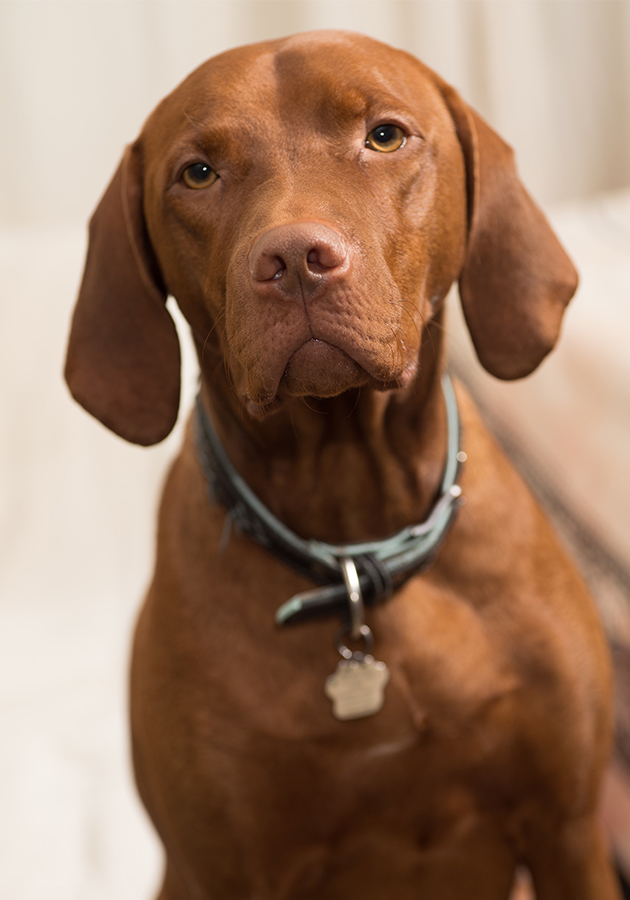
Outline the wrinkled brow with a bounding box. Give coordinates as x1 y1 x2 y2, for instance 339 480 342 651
159 116 269 165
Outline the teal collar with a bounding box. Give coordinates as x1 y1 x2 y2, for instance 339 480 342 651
195 374 464 626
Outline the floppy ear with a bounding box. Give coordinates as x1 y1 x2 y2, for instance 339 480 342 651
437 81 578 380
64 141 181 445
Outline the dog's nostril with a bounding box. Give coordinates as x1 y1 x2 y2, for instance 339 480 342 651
271 260 285 281
252 253 286 282
306 246 342 272
249 223 348 286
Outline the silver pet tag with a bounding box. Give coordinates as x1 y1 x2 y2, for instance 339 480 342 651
325 654 390 721
325 557 390 720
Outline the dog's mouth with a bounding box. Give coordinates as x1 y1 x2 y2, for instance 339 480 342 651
240 338 418 418
224 269 422 416
279 339 369 399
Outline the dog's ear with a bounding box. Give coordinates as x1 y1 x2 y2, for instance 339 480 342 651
437 80 578 380
64 141 181 445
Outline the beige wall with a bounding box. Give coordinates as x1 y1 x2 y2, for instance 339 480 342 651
1 0 629 228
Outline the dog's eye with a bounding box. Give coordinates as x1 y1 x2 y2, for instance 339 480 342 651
182 163 218 189
365 124 406 153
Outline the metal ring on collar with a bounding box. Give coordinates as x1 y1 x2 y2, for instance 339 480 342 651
336 623 374 660
340 557 364 639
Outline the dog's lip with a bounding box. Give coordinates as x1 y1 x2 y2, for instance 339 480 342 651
279 339 369 399
242 337 416 412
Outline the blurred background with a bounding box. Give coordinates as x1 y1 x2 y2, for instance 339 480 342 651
1 1 629 897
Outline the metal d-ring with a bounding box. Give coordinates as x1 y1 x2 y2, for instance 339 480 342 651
336 622 374 661
336 557 374 660
340 556 364 640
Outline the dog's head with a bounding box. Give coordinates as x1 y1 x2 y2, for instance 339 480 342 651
65 31 577 445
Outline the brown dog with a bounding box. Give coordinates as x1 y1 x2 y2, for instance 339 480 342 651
65 31 618 899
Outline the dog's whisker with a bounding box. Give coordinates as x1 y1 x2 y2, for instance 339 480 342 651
399 299 423 344
201 311 227 362
300 396 325 415
348 386 362 417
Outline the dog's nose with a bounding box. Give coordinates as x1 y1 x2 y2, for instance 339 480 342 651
249 223 349 295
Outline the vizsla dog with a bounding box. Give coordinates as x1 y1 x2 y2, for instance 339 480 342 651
65 31 618 899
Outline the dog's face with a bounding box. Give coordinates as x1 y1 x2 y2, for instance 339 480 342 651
142 33 468 411
65 31 578 445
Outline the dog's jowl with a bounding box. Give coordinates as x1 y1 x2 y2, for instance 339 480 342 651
65 31 619 900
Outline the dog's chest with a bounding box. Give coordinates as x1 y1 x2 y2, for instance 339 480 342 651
196 573 519 765
175 591 522 891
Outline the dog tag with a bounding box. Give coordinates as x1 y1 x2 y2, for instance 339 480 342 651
325 655 390 720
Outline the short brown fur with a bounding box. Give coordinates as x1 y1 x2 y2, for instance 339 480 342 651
65 32 617 899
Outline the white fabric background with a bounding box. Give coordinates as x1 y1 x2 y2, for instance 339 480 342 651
1 3 629 898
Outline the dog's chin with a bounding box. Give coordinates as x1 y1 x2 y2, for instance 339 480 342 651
279 339 369 399
242 340 418 419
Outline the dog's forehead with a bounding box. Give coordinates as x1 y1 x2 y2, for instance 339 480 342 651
272 36 439 124
146 31 444 139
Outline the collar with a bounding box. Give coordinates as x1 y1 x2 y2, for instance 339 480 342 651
194 374 464 626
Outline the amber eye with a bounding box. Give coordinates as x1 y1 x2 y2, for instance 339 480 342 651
365 124 406 153
182 163 218 189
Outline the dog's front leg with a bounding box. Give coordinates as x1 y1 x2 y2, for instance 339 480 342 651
525 816 621 899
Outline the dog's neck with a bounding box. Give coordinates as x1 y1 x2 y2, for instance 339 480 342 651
198 319 448 545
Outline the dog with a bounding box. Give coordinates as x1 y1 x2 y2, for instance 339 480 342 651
65 31 619 899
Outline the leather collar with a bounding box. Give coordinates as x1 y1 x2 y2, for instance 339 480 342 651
194 374 464 626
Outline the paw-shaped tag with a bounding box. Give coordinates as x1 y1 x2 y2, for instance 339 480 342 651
324 655 390 720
